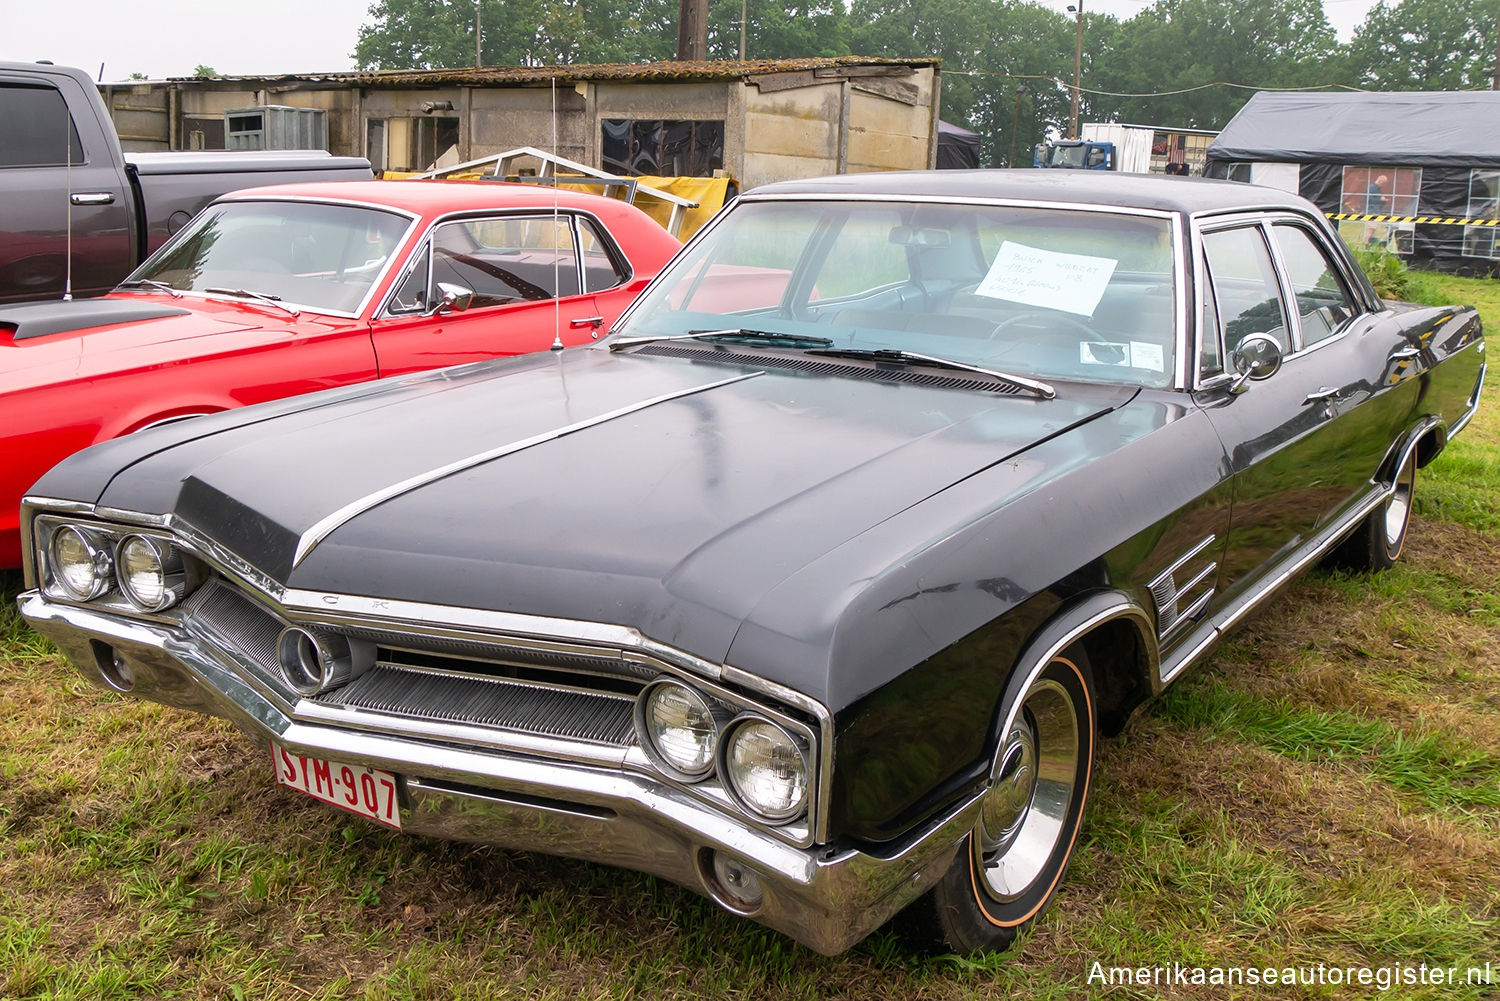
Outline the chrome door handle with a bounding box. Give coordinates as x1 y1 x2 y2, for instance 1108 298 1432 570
70 192 116 206
1302 386 1339 405
1388 346 1421 361
569 316 605 329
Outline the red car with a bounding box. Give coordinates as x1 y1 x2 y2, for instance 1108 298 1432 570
0 180 683 567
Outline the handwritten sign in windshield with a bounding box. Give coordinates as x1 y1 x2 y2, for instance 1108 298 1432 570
976 241 1117 317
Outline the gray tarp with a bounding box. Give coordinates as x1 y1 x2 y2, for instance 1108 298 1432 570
1206 91 1500 169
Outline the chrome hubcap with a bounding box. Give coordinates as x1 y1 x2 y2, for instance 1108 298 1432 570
1385 462 1413 550
974 678 1079 903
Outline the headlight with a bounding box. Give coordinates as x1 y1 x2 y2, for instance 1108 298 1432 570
635 680 723 781
115 534 187 612
721 717 809 823
48 526 112 601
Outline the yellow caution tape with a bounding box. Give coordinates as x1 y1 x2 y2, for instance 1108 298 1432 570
1328 213 1500 227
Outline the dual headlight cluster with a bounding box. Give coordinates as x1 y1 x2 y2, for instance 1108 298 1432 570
634 678 810 826
41 521 190 613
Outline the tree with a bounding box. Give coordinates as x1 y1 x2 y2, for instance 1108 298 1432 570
706 0 850 60
353 0 679 69
1348 0 1500 90
192 65 218 78
852 0 1080 166
1086 0 1344 129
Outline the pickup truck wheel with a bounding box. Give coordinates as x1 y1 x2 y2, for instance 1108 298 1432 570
900 650 1095 955
1332 450 1415 572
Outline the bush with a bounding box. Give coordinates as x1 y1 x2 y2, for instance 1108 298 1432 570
1351 248 1448 305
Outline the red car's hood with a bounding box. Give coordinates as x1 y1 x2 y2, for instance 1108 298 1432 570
0 295 360 394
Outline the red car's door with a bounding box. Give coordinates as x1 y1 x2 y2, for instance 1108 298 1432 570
369 211 623 377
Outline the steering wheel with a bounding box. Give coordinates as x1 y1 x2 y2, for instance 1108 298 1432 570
990 310 1104 341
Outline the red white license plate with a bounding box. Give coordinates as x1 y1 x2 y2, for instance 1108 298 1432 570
271 741 401 830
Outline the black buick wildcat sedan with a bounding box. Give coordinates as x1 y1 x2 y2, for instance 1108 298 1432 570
19 171 1486 955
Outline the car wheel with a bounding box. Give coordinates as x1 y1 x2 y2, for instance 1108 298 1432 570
1332 450 1415 572
900 650 1096 955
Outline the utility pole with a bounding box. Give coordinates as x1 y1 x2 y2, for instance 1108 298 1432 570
1010 84 1027 167
676 0 709 60
1067 1 1083 138
475 0 482 67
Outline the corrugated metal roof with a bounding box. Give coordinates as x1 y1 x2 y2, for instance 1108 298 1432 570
170 56 938 87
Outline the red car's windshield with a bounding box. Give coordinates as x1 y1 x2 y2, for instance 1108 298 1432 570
129 200 412 315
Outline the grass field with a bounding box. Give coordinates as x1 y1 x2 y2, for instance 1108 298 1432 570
1 276 1495 1000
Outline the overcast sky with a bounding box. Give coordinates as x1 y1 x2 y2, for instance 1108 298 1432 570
2 0 1380 83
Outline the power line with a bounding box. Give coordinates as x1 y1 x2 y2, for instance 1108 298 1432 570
946 69 1372 98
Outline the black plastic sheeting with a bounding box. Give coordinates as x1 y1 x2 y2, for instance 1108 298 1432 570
937 120 981 170
1204 91 1500 273
1206 91 1500 169
1295 164 1484 269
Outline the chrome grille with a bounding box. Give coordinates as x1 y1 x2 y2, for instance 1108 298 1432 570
182 578 282 673
336 627 654 681
314 663 638 746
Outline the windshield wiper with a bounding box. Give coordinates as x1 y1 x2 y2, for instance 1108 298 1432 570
116 278 183 298
203 287 300 317
610 328 834 350
806 347 1056 399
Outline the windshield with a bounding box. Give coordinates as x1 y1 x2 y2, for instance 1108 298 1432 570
127 201 412 314
1046 144 1091 168
616 199 1178 387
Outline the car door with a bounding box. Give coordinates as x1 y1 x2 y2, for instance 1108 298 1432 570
0 76 132 302
369 211 615 377
1194 215 1397 605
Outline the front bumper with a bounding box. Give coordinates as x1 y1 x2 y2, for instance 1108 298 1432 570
20 591 977 955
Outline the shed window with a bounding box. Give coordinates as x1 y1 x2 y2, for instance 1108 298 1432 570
1462 169 1500 261
1337 165 1421 255
601 119 724 177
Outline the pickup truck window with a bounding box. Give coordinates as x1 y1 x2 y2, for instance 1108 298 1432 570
1 83 84 168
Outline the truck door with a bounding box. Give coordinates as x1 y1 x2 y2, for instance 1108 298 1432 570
0 74 133 303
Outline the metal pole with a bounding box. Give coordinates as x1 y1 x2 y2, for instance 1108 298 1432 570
1071 0 1083 139
1009 84 1026 166
476 0 482 67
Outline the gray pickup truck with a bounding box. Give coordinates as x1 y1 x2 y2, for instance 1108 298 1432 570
1 61 371 304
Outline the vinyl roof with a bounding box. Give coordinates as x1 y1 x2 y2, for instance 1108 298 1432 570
1208 91 1500 167
749 168 1318 217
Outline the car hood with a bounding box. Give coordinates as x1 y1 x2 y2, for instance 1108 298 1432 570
0 297 267 391
60 347 1132 686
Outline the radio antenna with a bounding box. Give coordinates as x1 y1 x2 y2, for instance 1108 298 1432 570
550 73 564 352
63 112 74 301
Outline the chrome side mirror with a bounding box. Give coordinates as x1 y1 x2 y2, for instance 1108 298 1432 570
1229 333 1284 393
430 282 474 315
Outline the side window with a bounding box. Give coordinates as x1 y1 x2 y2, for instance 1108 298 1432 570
1270 224 1356 347
577 218 627 293
0 84 85 167
1199 254 1223 378
388 243 430 315
427 215 581 309
1201 226 1288 353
